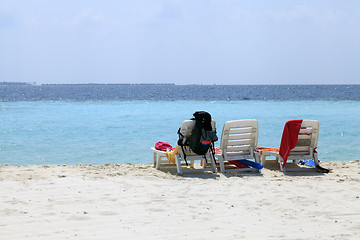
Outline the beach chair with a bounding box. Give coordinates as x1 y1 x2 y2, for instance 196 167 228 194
260 120 322 173
216 120 261 173
151 147 176 170
175 119 217 175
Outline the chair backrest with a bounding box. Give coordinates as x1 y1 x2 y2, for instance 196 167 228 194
288 120 319 158
178 119 216 136
220 120 258 159
178 119 216 155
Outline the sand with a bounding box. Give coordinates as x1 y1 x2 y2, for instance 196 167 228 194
0 161 359 240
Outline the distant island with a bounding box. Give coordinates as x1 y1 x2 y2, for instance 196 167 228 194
0 82 35 85
41 83 176 86
0 82 175 86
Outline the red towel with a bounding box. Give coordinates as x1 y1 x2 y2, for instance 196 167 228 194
215 147 250 169
279 120 303 168
229 160 249 168
155 142 175 151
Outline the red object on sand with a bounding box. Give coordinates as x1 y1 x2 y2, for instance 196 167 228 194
215 147 252 169
279 119 303 168
155 142 175 151
229 160 250 168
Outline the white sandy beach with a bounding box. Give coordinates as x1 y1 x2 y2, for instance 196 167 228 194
0 161 359 240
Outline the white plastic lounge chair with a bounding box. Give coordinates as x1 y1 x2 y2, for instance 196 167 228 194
151 147 175 170
216 120 261 173
260 120 321 173
175 120 217 175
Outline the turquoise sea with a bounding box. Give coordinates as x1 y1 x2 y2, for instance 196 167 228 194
0 100 359 165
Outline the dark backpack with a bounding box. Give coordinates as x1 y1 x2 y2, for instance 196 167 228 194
177 111 218 165
189 111 218 155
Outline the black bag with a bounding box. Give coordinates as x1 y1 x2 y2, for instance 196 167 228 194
177 111 218 165
189 111 218 155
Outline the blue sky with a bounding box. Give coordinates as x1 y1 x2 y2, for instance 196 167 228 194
0 0 359 84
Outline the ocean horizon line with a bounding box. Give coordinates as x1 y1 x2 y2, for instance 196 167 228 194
1 82 359 86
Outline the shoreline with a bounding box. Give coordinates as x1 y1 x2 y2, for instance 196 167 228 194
0 161 359 239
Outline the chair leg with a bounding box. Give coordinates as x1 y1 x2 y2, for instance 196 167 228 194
155 155 161 170
279 156 285 172
313 152 320 166
260 154 266 165
175 155 183 175
254 152 261 172
210 155 217 173
219 156 226 173
254 152 260 163
153 152 157 168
